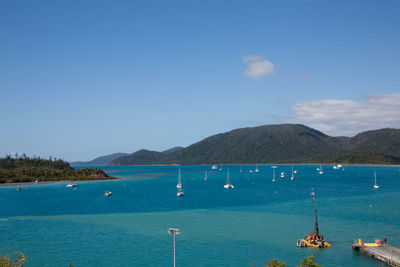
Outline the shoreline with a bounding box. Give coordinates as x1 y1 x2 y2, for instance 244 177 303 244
106 163 400 167
0 177 120 187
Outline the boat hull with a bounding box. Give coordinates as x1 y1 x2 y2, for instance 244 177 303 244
297 239 331 248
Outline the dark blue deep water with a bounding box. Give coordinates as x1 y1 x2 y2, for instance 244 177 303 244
1 165 399 266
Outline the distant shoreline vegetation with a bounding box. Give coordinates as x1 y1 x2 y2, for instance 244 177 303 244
0 154 114 184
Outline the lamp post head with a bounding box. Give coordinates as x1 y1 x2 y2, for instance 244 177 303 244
168 228 182 235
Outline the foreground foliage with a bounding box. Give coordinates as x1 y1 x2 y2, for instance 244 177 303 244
296 255 323 267
254 255 322 267
0 253 27 267
265 259 287 267
0 155 113 183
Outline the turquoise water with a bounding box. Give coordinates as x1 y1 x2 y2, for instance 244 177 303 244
1 165 400 266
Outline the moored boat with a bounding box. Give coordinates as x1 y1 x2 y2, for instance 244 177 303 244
224 168 234 189
373 171 379 189
177 188 184 197
176 167 182 189
297 189 331 248
271 166 277 182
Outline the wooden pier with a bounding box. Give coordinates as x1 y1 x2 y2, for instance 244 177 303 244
352 242 400 266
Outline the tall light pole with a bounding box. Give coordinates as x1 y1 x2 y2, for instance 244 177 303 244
168 228 182 267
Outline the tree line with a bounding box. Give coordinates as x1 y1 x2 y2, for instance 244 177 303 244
0 155 112 184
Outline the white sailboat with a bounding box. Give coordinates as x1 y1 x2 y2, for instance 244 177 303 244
211 164 217 170
240 165 243 173
204 171 208 181
176 167 182 189
271 166 277 182
373 171 379 189
255 164 259 173
280 172 285 178
224 168 234 189
318 164 324 175
177 187 184 197
291 165 295 180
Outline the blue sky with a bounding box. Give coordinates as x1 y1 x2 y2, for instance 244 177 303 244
1 0 400 161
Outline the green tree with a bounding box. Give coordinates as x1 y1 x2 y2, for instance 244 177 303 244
297 255 322 267
0 252 27 267
265 259 286 267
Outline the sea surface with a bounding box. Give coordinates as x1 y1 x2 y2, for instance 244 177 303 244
1 165 400 266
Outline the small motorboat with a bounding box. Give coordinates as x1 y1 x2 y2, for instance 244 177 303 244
66 183 77 188
16 186 24 191
104 191 112 197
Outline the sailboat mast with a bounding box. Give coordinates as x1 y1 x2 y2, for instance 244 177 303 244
374 171 377 186
178 167 181 184
227 168 230 183
311 190 320 236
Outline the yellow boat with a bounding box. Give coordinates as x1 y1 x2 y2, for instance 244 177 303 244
297 236 331 248
297 189 331 248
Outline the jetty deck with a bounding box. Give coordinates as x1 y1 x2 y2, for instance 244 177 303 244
352 243 400 266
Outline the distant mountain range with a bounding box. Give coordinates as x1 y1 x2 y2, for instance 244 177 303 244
71 153 129 166
75 124 400 166
157 124 400 165
108 147 183 166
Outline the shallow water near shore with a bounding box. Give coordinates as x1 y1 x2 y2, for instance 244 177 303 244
1 165 400 266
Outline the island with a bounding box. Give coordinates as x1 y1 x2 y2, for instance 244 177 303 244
0 155 115 184
108 124 400 166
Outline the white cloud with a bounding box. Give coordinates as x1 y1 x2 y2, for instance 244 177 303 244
243 55 275 79
290 93 400 136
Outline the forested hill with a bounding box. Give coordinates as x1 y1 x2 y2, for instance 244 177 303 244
71 153 129 166
109 124 400 165
109 147 183 166
164 124 348 164
0 156 113 183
